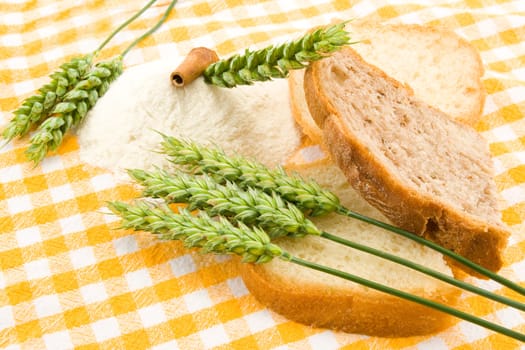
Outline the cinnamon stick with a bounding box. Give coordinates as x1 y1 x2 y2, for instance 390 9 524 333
170 47 219 87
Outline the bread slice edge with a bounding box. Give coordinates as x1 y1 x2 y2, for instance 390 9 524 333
303 47 509 273
239 259 461 337
289 22 486 145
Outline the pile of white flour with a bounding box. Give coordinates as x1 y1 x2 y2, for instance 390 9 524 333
77 59 301 178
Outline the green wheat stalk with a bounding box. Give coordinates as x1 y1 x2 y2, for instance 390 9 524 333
25 58 124 163
128 168 320 238
108 196 525 342
108 200 284 264
158 134 525 296
202 21 351 87
127 163 525 310
2 0 160 143
3 56 94 143
23 0 178 164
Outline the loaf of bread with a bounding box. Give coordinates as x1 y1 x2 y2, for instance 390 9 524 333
289 22 485 145
303 46 509 272
240 159 462 337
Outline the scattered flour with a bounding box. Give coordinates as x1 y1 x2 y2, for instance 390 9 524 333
77 58 302 178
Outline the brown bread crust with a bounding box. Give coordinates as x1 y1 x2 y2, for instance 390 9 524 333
239 260 461 337
303 48 508 273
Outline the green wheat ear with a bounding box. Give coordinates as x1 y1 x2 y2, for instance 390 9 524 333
107 200 285 264
22 0 178 165
202 21 351 87
25 57 124 164
158 134 340 216
127 168 321 239
2 55 94 142
2 0 162 143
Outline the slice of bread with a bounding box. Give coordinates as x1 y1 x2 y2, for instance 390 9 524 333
303 47 509 272
240 159 462 337
289 22 485 145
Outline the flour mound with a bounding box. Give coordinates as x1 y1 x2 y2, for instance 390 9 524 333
77 59 301 177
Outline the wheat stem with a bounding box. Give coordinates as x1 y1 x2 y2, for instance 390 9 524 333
336 207 525 296
320 231 525 311
202 21 351 87
96 0 159 53
122 0 178 57
289 255 525 342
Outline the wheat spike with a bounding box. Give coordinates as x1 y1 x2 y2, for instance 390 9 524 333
159 134 340 216
2 55 93 142
202 21 350 87
108 200 284 263
127 168 321 238
25 57 123 164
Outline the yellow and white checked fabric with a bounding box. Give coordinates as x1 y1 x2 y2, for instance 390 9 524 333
0 0 524 349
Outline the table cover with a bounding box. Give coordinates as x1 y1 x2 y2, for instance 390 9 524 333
1 0 524 349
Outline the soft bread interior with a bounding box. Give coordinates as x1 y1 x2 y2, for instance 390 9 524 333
348 22 484 126
239 159 462 337
303 46 508 272
267 161 455 292
289 22 485 144
314 48 502 227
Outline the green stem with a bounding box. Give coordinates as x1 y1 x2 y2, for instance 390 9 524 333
336 206 525 296
320 231 525 311
121 0 178 57
95 0 159 53
286 253 525 342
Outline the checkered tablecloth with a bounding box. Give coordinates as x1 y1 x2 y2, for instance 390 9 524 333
1 0 524 349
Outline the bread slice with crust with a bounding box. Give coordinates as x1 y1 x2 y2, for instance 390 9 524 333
289 22 485 145
240 25 500 337
240 159 463 337
303 47 508 273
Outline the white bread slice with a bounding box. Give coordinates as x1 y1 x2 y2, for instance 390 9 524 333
240 159 462 337
289 22 485 144
303 47 508 273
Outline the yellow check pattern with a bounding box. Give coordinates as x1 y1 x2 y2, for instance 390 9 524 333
0 0 524 349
